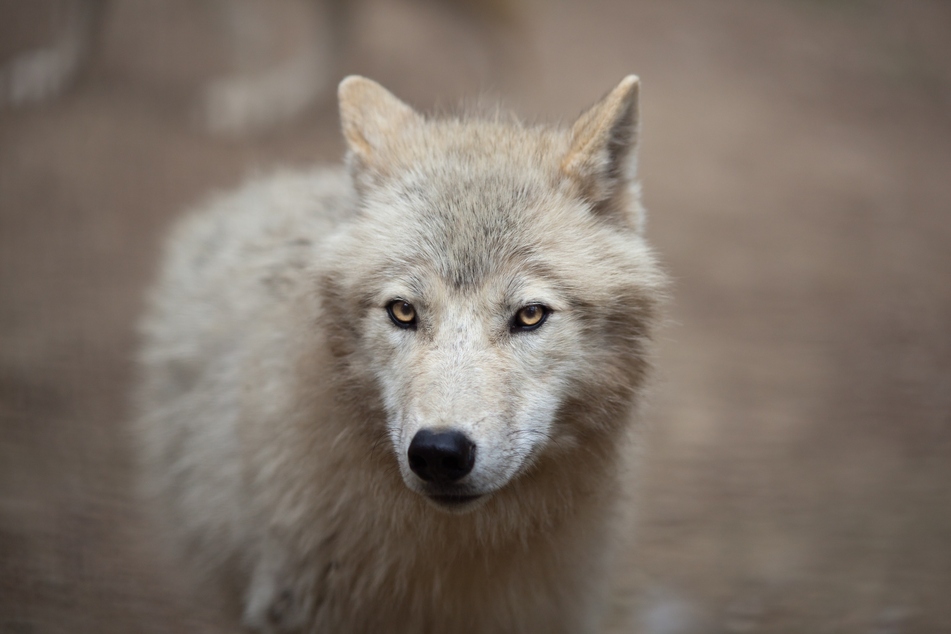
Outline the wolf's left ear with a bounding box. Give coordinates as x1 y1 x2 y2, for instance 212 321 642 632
338 76 421 173
562 75 641 228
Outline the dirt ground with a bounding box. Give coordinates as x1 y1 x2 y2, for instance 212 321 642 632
1 0 950 632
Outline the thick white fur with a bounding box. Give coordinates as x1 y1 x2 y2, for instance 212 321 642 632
134 76 665 633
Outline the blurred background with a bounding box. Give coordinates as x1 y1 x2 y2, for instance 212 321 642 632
1 0 949 632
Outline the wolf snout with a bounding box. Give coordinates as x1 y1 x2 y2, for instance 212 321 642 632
407 429 476 483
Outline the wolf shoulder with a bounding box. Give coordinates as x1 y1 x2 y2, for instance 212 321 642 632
146 166 354 321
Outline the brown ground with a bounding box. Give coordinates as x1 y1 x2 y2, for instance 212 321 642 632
1 1 950 632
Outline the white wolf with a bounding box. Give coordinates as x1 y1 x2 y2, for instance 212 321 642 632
134 75 666 633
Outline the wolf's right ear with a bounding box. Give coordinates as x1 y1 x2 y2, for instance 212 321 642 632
561 75 641 228
338 76 421 172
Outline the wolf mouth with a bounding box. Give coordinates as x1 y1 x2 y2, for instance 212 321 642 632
428 493 483 507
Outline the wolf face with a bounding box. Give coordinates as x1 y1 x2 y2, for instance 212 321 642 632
321 77 661 513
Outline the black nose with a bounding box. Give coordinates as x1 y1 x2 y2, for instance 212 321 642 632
407 429 476 483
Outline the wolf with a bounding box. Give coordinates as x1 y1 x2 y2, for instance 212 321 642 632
133 74 666 633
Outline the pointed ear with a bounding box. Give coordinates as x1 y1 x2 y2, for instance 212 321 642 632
338 76 421 170
561 75 641 223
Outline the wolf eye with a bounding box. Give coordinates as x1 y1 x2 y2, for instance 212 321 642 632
387 300 417 328
512 304 549 332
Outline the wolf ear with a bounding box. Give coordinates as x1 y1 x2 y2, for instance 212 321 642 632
338 76 421 171
561 75 641 226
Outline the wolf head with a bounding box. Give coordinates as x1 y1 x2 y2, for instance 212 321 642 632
320 76 664 513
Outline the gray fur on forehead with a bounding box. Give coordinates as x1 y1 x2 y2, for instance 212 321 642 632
379 116 567 177
381 177 548 290
345 100 648 294
350 119 571 287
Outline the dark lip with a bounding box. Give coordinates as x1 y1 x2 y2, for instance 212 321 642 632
428 493 483 506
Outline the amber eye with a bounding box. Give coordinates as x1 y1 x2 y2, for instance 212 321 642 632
512 304 549 332
387 300 417 328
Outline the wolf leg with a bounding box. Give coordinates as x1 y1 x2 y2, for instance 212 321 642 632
242 539 319 634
